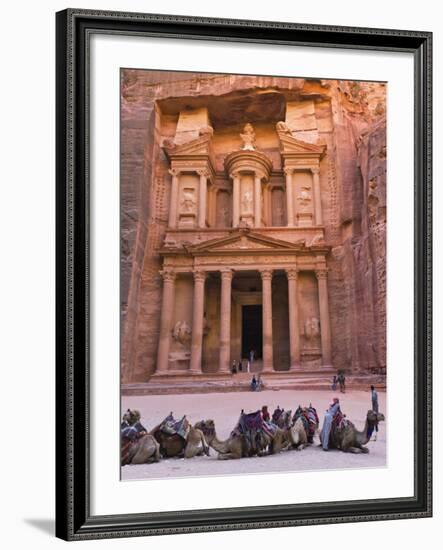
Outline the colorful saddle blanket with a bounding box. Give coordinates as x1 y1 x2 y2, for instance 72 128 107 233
121 421 147 465
159 414 189 440
272 408 283 424
332 411 353 432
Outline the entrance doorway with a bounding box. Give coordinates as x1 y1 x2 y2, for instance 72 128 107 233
241 305 263 360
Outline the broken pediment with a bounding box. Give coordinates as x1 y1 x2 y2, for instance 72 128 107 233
188 230 306 255
162 128 214 160
276 121 326 158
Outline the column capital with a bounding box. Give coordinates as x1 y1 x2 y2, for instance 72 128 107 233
260 269 273 281
197 169 210 178
284 167 294 176
193 270 207 282
168 168 180 177
286 268 300 281
311 167 320 175
160 269 176 283
229 171 240 180
315 268 328 280
254 172 265 182
220 268 234 281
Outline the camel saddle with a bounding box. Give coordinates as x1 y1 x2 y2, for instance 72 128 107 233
159 414 189 440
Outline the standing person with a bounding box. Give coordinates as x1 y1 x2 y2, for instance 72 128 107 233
231 360 237 375
249 349 255 366
256 374 262 391
332 375 337 391
338 372 346 393
320 397 341 451
238 359 243 372
371 385 379 441
250 375 257 391
247 359 250 373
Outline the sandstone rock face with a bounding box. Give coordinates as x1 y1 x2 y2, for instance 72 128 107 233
120 71 386 382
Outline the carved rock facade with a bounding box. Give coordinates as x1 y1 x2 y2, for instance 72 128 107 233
120 71 386 382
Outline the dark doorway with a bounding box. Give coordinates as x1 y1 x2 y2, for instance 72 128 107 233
241 305 262 359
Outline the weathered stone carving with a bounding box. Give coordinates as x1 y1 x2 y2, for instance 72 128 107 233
240 123 256 150
304 316 320 340
172 320 192 346
180 189 197 213
297 186 312 208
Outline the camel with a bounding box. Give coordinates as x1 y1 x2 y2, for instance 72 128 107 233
290 405 320 450
196 418 291 459
121 409 160 465
150 414 210 459
326 410 385 453
195 419 249 459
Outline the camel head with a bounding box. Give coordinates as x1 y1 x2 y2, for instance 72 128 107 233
122 409 141 426
194 419 215 440
366 410 385 424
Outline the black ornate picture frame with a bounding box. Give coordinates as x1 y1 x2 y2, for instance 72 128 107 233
55 9 432 541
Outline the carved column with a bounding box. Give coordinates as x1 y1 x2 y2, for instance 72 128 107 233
198 170 208 228
312 167 323 225
190 270 206 374
316 269 332 366
286 269 301 369
231 173 240 227
156 270 176 374
219 269 233 373
261 269 274 372
285 168 294 227
254 174 262 228
168 169 180 228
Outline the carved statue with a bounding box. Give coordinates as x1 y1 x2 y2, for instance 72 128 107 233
240 123 256 151
276 121 292 135
180 190 197 213
172 321 192 346
304 317 320 340
297 185 312 207
241 190 253 213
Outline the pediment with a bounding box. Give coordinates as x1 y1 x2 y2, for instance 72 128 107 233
189 230 305 254
277 132 326 157
163 133 213 159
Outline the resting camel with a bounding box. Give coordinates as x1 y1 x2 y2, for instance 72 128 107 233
121 409 160 465
150 414 210 459
326 410 385 453
195 419 248 459
290 405 320 450
196 418 291 459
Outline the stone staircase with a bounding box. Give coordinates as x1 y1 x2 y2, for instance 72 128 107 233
122 369 385 396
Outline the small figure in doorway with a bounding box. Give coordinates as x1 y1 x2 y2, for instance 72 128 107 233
231 360 237 375
238 359 243 372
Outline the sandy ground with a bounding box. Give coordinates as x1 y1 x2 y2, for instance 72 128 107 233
121 389 386 481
